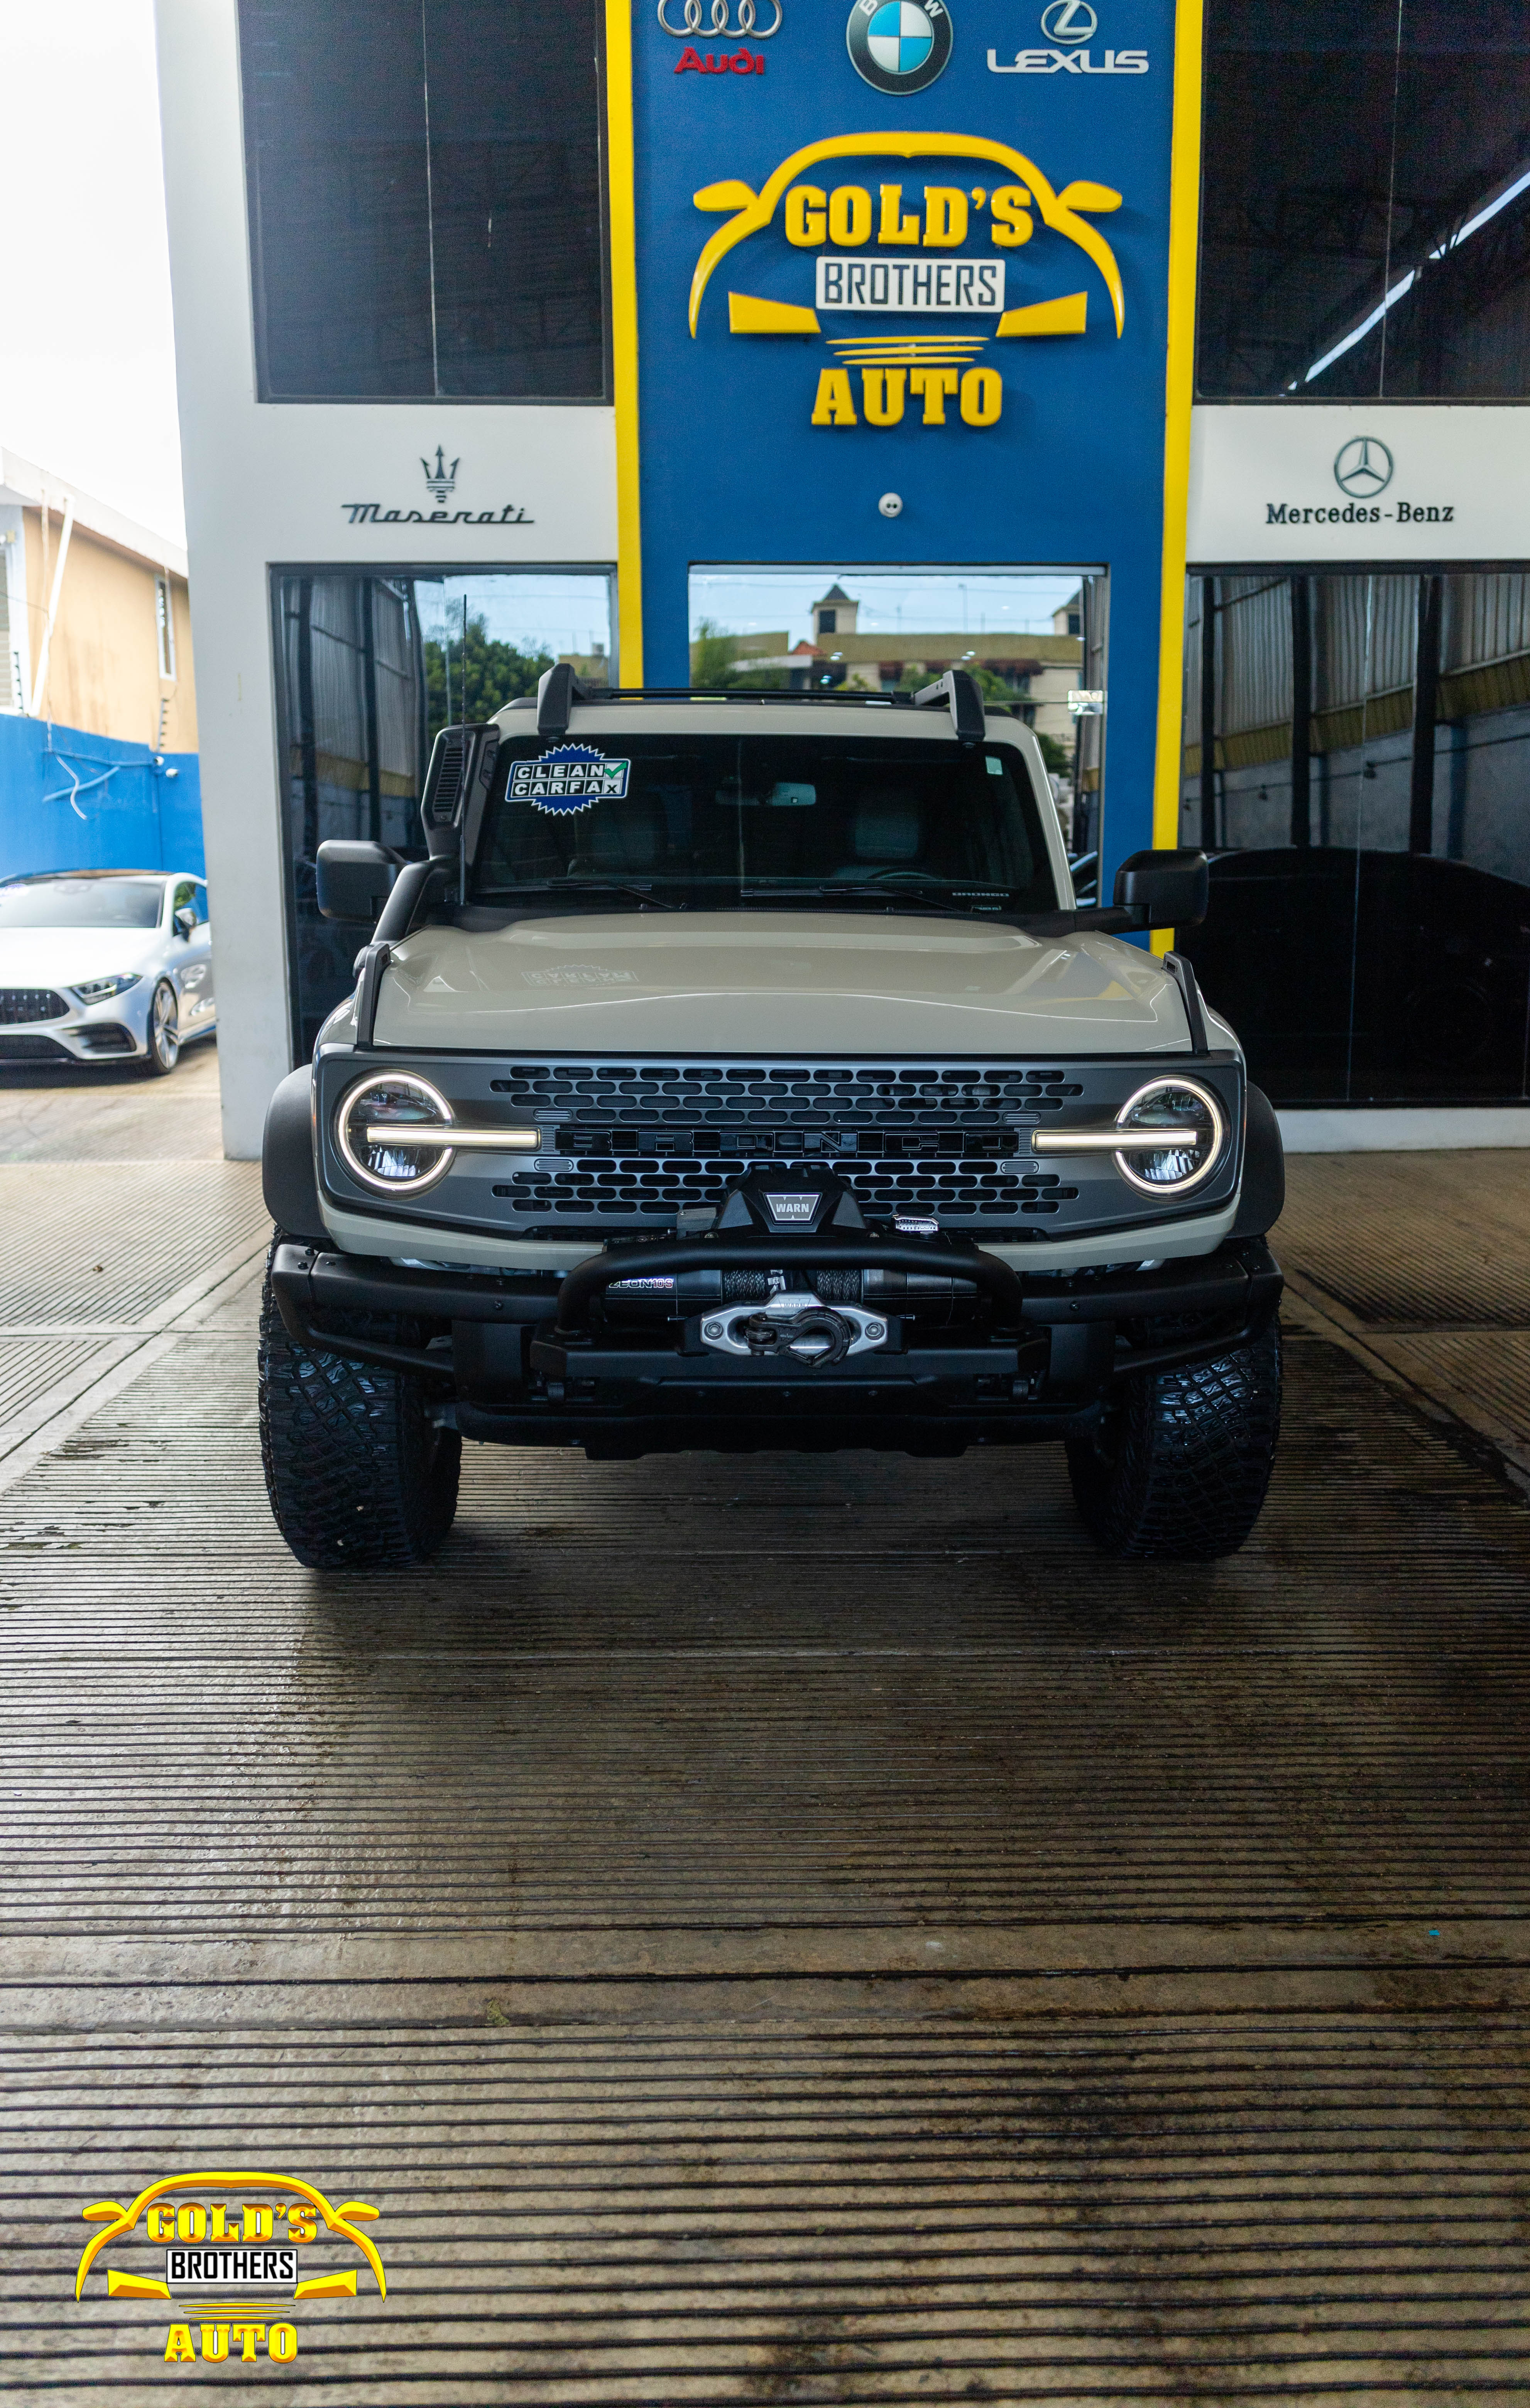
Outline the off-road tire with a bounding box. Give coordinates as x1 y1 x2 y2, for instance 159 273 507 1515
1065 1322 1281 1560
258 1238 460 1569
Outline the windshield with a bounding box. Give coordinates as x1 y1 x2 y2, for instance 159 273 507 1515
470 732 1062 915
0 878 164 930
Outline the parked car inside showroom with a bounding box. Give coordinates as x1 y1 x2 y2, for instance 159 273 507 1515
0 869 216 1074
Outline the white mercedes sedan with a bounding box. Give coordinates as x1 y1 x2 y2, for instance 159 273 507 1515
0 870 216 1074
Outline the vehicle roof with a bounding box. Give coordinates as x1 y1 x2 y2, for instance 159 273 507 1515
494 693 1036 744
0 867 178 884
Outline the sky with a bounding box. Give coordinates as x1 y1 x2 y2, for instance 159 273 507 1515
0 0 186 546
418 576 614 662
690 569 1086 649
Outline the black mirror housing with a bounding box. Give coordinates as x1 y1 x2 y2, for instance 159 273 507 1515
1112 847 1209 930
315 839 400 925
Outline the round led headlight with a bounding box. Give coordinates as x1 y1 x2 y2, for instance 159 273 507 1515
1111 1077 1227 1196
336 1071 456 1195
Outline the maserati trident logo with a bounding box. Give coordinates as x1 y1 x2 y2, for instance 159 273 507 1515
422 446 460 505
1333 436 1393 499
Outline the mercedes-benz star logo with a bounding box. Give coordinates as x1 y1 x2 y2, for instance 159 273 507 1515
846 0 952 94
1334 437 1393 499
1039 0 1097 40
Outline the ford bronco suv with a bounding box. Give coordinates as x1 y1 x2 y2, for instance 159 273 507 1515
260 668 1283 1570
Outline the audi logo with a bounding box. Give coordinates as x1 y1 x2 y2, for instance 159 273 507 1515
658 0 782 33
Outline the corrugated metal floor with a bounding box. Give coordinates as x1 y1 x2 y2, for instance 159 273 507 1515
1279 1149 1530 1485
2 1067 1528 2401
10 2016 1530 2403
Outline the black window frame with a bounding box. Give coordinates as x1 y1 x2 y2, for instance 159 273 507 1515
1194 0 1530 406
237 0 614 407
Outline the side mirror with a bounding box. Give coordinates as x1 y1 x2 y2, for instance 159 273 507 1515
1112 847 1209 930
172 906 196 939
316 839 400 925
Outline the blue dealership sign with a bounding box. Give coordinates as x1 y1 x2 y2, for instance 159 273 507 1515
620 0 1192 878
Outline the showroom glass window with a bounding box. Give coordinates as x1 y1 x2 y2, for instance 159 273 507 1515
1199 0 1530 398
1177 571 1530 1107
271 570 614 1057
237 0 607 400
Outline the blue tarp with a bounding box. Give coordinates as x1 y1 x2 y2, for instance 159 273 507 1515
0 713 203 882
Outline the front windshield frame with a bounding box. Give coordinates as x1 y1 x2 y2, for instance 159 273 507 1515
468 726 1065 919
0 877 167 931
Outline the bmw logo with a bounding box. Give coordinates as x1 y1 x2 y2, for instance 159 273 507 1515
847 0 953 95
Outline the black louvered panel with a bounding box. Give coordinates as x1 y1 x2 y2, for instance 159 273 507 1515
0 988 69 1025
495 1061 1081 1174
493 1157 1080 1222
424 728 470 828
492 1063 1083 1125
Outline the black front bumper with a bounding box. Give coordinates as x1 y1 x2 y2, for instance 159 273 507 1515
269 1234 1282 1456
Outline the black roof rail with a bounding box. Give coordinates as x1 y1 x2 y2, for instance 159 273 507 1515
513 679 1009 724
511 683 930 710
913 667 986 745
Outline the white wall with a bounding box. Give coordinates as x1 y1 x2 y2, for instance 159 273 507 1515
154 0 618 1157
1188 405 1530 569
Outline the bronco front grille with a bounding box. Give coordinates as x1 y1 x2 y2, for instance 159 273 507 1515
0 988 69 1025
489 1063 1084 1133
493 1159 1080 1221
318 1051 1244 1240
483 1061 1086 1227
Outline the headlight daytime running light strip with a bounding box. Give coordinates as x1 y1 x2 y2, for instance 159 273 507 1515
361 1125 541 1150
336 1070 540 1195
1030 1076 1228 1195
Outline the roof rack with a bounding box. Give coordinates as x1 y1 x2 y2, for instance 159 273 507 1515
913 667 986 745
530 666 991 741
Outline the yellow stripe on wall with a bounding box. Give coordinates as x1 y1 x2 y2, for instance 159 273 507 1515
605 0 643 684
1151 0 1206 945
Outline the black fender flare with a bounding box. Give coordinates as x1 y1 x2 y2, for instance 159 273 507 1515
262 1065 326 1241
1231 1082 1285 1238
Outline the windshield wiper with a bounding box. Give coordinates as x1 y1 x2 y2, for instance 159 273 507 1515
484 879 680 911
735 884 1090 930
740 882 1016 913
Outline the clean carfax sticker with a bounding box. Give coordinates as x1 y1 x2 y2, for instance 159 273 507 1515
511 744 631 813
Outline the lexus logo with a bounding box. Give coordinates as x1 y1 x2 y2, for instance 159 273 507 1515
1334 436 1394 499
1039 0 1097 39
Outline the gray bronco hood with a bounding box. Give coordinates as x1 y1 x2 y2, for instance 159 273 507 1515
371 911 1197 1055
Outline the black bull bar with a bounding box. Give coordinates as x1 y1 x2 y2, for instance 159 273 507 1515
270 1233 1282 1394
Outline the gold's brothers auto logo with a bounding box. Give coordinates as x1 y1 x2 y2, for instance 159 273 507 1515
74 2168 385 2366
688 127 1124 431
